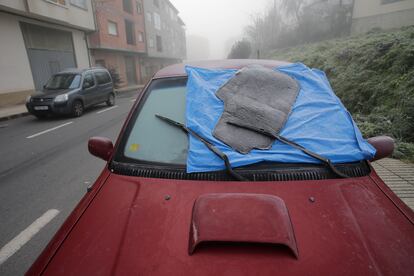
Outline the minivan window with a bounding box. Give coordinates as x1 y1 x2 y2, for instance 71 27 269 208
83 73 95 88
45 74 81 90
95 71 111 85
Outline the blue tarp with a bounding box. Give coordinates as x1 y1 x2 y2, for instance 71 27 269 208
185 63 376 173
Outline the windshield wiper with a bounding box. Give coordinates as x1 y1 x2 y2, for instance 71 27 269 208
155 114 348 180
155 114 249 181
227 122 349 178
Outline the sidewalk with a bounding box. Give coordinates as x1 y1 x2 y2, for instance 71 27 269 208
0 105 28 122
372 158 414 210
0 84 144 121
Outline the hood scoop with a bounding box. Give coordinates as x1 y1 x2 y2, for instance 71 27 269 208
189 193 298 258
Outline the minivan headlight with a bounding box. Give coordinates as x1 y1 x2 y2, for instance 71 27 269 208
54 94 68 103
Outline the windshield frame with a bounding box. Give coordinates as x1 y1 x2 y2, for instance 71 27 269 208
113 76 189 169
111 76 371 178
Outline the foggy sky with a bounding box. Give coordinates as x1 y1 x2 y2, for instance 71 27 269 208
170 0 270 60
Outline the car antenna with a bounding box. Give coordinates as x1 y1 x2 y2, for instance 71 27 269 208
155 114 248 181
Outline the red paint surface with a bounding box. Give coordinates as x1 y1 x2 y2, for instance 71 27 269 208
189 193 298 257
28 171 414 276
88 137 114 161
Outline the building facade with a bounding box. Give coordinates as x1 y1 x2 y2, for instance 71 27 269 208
142 0 186 82
351 0 414 34
0 0 95 106
88 0 146 87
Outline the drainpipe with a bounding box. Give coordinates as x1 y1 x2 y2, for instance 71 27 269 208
85 33 92 67
86 0 99 67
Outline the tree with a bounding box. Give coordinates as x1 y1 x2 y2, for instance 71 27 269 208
244 0 353 51
227 40 252 59
280 0 307 23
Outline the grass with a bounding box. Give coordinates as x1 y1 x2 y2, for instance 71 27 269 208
267 26 414 162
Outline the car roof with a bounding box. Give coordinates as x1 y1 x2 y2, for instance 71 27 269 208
154 59 292 78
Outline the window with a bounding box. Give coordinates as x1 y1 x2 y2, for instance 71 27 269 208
83 73 95 88
153 12 161 30
125 20 136 45
47 0 66 5
149 38 154 48
136 0 142 13
123 0 133 13
70 75 82 88
95 59 106 68
146 12 152 23
169 7 174 20
156 35 162 52
45 74 81 89
20 23 74 52
138 32 144 42
123 78 188 164
153 0 159 7
70 0 87 9
108 21 118 36
94 71 111 85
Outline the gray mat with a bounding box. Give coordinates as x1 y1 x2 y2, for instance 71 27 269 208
213 65 300 154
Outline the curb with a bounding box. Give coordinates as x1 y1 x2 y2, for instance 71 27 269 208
0 111 30 122
115 86 144 95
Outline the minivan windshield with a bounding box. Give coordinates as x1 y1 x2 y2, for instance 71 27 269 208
45 74 81 90
123 78 188 164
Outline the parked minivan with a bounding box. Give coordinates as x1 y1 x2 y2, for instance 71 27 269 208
26 67 115 118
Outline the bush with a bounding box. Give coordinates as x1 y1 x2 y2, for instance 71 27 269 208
228 40 252 59
269 26 414 161
393 142 414 163
107 67 122 89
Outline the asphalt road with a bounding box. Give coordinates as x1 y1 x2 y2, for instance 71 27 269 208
0 91 138 275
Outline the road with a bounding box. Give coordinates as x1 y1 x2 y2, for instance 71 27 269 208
0 91 138 275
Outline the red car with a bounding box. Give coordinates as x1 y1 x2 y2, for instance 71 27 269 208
27 60 414 276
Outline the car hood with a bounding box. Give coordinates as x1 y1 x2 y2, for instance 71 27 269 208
43 173 414 276
32 89 75 98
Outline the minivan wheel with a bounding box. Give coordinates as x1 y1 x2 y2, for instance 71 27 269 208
72 100 84 117
106 93 115 106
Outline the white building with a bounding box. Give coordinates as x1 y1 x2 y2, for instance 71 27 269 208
0 0 95 106
351 0 414 34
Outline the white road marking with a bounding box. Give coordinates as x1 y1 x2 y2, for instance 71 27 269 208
130 99 136 102
26 122 73 139
96 105 118 114
0 209 60 265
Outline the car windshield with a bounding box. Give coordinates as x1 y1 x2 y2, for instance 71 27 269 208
123 78 188 164
45 74 81 90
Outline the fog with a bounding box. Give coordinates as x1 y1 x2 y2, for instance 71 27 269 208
171 0 356 60
170 0 270 60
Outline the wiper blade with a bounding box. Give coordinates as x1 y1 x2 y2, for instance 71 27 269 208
227 121 349 178
155 114 249 181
